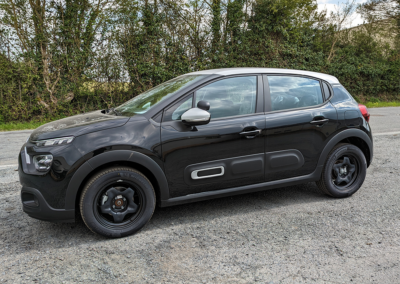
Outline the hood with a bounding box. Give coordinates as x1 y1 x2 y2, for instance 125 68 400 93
30 110 130 141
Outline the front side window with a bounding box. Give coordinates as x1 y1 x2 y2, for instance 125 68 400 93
268 76 324 111
163 95 193 122
115 75 206 116
195 76 257 119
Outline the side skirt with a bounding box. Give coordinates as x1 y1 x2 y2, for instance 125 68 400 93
160 165 323 207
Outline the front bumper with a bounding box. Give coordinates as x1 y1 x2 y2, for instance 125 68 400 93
21 186 75 223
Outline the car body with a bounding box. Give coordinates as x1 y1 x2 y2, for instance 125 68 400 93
19 68 373 237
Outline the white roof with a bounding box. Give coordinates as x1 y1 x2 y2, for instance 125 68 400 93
188 68 340 84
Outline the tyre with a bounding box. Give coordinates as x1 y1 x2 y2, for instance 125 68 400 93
80 166 155 238
316 143 367 198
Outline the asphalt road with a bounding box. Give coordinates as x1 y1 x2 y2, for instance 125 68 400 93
0 107 400 283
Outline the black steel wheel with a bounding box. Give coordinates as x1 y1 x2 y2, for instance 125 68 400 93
80 167 155 238
316 143 367 198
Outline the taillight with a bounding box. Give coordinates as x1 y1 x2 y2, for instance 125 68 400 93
358 104 370 122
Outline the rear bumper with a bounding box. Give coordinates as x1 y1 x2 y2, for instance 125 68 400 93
21 187 75 223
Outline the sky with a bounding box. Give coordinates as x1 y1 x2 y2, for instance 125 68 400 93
317 0 367 27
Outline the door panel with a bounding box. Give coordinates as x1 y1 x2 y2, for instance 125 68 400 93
265 149 305 173
264 101 338 181
161 114 266 197
264 74 338 182
184 153 264 185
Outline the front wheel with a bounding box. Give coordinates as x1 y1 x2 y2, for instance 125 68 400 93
80 167 155 238
316 143 367 198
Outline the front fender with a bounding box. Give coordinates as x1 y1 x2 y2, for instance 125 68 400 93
64 150 169 209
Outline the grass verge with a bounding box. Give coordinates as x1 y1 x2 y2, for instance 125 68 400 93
364 101 400 108
0 121 48 131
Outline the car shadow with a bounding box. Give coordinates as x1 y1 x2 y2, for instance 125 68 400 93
2 182 334 253
148 182 332 230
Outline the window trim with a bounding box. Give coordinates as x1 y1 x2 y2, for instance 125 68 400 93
263 74 332 114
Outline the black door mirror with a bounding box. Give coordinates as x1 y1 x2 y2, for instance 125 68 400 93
197 100 210 111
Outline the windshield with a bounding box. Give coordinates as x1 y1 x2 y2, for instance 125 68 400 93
114 75 206 116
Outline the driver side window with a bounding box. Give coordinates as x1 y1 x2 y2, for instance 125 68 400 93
195 76 257 119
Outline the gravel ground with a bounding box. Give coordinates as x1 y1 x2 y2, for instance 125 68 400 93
0 108 400 283
0 130 31 166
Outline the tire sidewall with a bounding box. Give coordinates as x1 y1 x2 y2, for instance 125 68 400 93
323 145 367 198
81 168 155 238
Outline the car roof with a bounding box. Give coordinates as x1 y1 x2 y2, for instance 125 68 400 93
187 68 340 84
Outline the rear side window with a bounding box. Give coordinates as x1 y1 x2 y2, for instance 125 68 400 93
322 82 331 100
267 76 324 111
331 85 356 104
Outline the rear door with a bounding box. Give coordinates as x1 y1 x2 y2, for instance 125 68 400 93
263 74 338 182
161 75 266 198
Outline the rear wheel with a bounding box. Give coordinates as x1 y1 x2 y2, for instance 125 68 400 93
316 143 367 198
80 167 155 238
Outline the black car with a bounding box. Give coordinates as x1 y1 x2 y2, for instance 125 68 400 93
19 68 373 238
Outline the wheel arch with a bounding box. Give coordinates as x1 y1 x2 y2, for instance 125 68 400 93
317 129 373 170
65 150 169 210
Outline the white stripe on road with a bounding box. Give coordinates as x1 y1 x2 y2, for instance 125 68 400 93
374 131 400 136
0 164 18 169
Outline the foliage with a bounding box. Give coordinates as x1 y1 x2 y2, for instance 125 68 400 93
0 0 399 123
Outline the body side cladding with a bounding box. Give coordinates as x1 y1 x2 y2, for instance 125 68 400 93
316 128 373 168
161 167 323 207
65 150 169 210
160 128 372 207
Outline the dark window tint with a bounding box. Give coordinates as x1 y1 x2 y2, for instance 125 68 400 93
331 85 355 104
322 82 331 100
195 76 257 119
163 95 193 122
268 76 323 111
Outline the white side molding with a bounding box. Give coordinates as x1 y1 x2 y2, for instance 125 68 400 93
191 166 224 180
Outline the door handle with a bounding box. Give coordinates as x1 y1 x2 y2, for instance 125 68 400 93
310 118 329 126
240 129 261 138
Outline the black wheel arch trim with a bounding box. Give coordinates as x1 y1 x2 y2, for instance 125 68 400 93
65 150 169 210
316 128 373 169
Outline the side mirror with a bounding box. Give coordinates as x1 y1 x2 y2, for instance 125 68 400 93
181 108 210 126
197 100 210 111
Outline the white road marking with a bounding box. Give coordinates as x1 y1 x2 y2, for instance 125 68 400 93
374 131 400 136
0 164 18 169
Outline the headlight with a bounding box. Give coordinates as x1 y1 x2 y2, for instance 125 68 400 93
33 155 53 172
34 136 74 147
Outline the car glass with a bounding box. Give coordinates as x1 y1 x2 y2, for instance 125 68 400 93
195 76 257 119
322 82 331 100
331 85 356 104
115 75 206 116
267 76 323 111
172 96 193 120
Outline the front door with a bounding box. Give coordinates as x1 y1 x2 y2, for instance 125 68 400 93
161 75 266 198
263 74 338 182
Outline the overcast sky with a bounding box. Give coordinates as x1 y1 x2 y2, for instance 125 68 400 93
317 0 367 27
